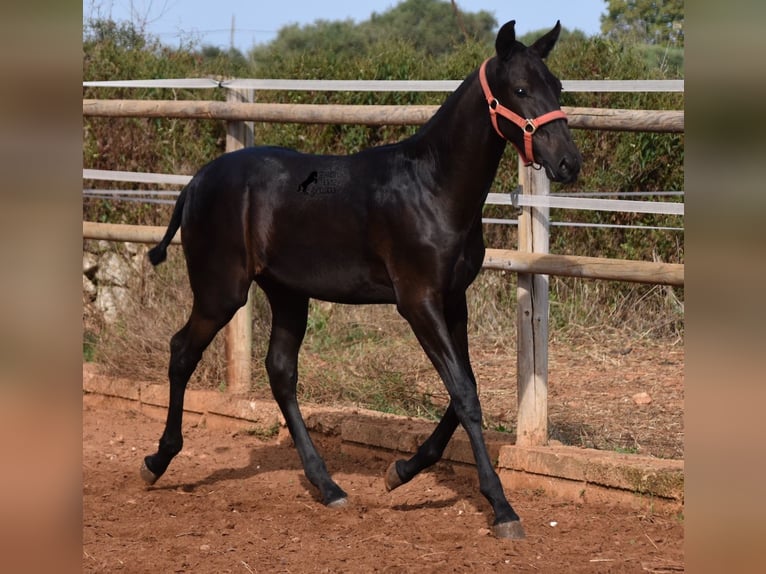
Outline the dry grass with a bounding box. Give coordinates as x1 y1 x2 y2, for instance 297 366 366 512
84 242 684 459
86 243 232 390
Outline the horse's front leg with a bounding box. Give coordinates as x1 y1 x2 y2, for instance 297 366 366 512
385 404 460 491
385 294 472 490
395 292 525 539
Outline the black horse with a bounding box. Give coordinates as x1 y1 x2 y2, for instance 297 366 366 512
142 20 581 539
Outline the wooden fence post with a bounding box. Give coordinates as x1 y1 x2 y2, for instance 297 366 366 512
224 88 254 394
515 160 551 446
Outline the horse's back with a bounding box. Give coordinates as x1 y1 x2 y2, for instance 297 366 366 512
180 145 401 303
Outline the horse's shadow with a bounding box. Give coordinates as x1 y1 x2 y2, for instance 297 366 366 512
147 438 305 492
146 438 475 513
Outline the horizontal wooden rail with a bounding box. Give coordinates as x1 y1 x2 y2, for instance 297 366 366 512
83 77 685 93
82 100 684 133
484 248 683 286
83 222 683 286
83 221 180 245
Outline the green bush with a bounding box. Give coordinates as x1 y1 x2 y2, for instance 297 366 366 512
84 22 682 258
82 19 685 394
83 21 684 424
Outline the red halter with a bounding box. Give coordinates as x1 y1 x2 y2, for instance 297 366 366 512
479 58 568 167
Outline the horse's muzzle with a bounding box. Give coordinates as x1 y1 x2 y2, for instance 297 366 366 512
546 152 581 184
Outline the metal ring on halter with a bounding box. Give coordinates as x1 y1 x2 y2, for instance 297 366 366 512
523 119 537 134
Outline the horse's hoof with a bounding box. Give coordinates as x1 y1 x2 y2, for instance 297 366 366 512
326 496 349 509
493 520 526 539
140 460 159 485
384 461 404 491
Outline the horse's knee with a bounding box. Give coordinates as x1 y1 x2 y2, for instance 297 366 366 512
265 351 298 399
265 348 294 380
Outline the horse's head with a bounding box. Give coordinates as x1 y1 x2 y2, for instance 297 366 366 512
482 20 581 183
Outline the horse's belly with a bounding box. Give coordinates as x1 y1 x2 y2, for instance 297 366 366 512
259 247 396 304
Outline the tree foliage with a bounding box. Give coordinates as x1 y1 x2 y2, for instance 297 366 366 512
601 0 684 46
83 10 684 341
82 17 251 225
366 0 496 53
83 10 683 265
249 0 496 65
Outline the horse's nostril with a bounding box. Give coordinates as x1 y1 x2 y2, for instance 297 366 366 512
557 155 580 182
565 154 581 170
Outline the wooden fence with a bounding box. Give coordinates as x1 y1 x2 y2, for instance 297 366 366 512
82 91 684 447
83 99 684 132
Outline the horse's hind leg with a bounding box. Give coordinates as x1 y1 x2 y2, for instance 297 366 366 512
142 280 250 484
261 284 348 507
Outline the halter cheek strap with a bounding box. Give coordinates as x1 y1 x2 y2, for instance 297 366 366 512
479 58 568 166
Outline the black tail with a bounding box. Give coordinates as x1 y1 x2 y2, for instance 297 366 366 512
148 185 189 266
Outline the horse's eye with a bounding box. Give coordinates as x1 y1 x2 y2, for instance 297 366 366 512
514 88 528 98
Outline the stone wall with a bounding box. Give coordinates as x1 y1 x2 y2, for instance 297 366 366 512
83 241 148 324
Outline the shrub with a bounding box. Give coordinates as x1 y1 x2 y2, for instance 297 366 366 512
82 22 684 412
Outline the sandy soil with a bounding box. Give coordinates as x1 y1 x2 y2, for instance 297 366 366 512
83 400 684 573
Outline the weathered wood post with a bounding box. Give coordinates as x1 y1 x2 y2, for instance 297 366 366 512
224 88 254 394
515 159 551 446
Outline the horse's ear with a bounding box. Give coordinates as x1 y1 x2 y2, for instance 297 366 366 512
495 20 517 61
530 21 561 59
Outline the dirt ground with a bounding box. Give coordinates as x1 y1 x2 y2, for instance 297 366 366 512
83 398 684 573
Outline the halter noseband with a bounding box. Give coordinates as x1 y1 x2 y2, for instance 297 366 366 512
479 58 568 167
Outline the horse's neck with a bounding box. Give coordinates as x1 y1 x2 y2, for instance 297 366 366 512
411 70 507 226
